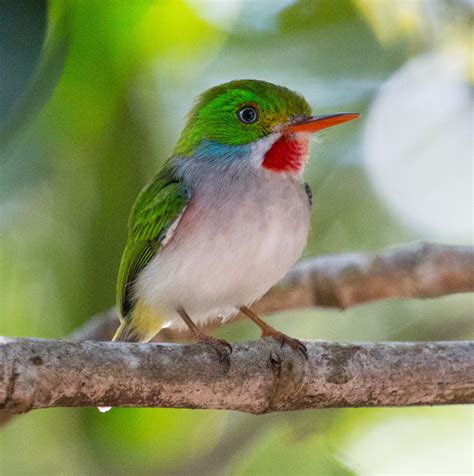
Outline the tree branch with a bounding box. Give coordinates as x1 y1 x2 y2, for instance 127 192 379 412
68 242 474 342
1 242 472 418
1 338 473 414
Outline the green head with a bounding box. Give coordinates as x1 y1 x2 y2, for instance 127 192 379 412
173 79 312 156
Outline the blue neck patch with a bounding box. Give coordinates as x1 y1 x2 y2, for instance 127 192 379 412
192 140 252 163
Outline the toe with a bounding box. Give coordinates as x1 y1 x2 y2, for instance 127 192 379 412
267 332 308 359
196 334 232 368
296 340 308 359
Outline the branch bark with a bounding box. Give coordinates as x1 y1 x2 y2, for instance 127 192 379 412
1 338 473 414
68 242 474 342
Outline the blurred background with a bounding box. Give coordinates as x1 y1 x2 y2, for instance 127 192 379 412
0 0 472 474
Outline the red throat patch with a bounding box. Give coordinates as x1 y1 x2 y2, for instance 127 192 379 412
262 136 309 173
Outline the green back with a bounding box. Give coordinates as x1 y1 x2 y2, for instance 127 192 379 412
117 164 190 317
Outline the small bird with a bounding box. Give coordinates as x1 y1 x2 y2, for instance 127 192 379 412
113 79 358 360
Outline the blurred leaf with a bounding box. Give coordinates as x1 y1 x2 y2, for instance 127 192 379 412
233 422 356 475
339 406 473 474
354 0 425 44
0 0 46 123
0 0 68 147
278 0 360 31
87 407 226 473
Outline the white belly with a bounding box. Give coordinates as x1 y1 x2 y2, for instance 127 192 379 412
136 165 310 329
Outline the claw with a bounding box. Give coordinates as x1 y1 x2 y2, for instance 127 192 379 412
239 306 308 360
195 333 232 368
264 330 308 359
269 351 282 374
177 307 232 368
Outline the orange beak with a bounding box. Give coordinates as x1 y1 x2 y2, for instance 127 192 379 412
284 113 360 134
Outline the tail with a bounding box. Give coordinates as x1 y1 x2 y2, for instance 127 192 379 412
112 300 164 343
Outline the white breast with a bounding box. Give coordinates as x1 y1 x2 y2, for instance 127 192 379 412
136 160 310 329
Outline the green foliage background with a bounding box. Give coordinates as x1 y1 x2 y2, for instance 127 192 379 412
0 1 472 474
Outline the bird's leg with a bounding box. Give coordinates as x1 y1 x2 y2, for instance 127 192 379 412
239 306 307 359
177 307 232 366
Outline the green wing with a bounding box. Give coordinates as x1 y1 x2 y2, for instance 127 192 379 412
117 164 190 317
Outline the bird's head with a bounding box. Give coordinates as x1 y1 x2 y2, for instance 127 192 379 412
174 79 358 174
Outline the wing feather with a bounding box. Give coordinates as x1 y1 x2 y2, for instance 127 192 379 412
116 165 190 317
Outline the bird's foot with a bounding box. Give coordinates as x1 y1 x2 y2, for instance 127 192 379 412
194 331 232 367
261 328 308 359
238 306 307 359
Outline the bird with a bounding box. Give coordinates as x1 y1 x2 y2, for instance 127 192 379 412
112 79 359 362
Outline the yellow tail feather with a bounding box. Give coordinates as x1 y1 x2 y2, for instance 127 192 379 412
112 300 164 343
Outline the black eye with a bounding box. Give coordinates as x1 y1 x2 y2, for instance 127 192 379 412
237 106 258 124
